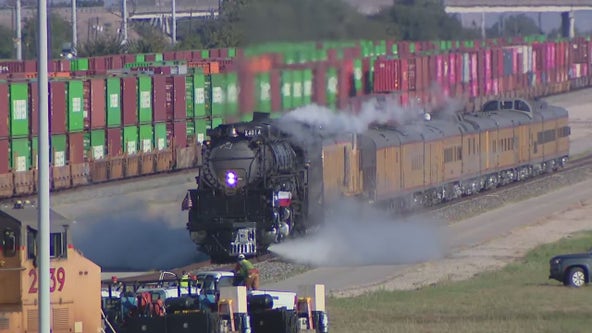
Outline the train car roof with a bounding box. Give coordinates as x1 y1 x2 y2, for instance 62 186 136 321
0 201 72 232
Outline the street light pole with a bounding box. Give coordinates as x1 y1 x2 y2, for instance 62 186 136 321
171 0 176 45
71 0 77 51
16 0 22 60
122 0 128 43
37 0 51 332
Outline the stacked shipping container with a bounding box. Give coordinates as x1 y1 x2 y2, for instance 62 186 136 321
0 36 591 198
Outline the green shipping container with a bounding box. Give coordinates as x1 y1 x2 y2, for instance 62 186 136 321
137 76 152 124
212 117 223 129
303 69 313 105
353 59 363 95
185 76 194 118
154 53 163 62
292 70 303 108
210 74 226 117
51 134 67 167
139 124 153 153
90 129 106 160
123 126 138 155
256 72 271 113
106 78 121 127
281 70 293 111
72 58 89 71
9 83 29 137
226 73 239 116
67 80 84 132
154 123 167 151
326 67 338 109
201 50 209 59
135 54 145 63
193 73 207 118
11 138 31 172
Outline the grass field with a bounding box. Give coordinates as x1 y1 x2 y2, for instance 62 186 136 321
327 231 592 333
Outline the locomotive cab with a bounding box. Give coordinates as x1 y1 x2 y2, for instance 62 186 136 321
0 200 101 333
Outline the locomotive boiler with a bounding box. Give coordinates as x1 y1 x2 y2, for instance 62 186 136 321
183 115 316 260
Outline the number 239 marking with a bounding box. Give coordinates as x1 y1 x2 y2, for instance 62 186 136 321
28 267 66 294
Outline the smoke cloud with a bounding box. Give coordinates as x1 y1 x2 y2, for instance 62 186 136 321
65 196 204 271
269 199 449 266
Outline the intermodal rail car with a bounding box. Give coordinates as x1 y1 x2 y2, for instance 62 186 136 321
184 98 570 260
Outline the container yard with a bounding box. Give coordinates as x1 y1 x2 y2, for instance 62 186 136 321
0 35 591 199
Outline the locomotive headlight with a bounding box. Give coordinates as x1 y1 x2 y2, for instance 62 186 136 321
226 171 238 187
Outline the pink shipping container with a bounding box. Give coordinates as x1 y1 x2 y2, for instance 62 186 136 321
448 54 457 85
49 81 67 134
0 139 7 173
191 51 203 61
121 76 138 126
0 83 7 138
107 127 122 157
152 75 167 122
68 132 85 164
29 81 38 136
88 78 106 129
123 54 135 64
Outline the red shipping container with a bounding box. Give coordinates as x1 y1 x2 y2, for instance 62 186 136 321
311 65 326 106
337 59 353 109
0 61 24 73
407 58 417 91
49 81 67 134
219 48 229 59
172 121 187 148
400 58 409 92
270 69 282 111
191 51 203 61
68 132 85 164
163 51 175 61
123 54 135 65
209 49 221 58
152 75 167 122
89 78 106 129
0 139 7 173
0 82 8 138
108 55 124 70
107 127 122 157
172 75 186 120
448 54 457 85
121 76 138 126
238 70 255 114
373 58 400 93
90 57 106 72
144 54 156 62
24 60 36 72
29 81 39 136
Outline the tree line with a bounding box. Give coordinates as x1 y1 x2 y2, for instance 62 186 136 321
0 0 570 60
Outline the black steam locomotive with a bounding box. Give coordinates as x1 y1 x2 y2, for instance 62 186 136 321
183 114 323 260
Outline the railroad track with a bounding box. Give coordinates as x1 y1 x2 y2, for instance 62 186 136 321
107 153 592 283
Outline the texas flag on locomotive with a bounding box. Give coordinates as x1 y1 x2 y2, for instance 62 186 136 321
274 191 292 207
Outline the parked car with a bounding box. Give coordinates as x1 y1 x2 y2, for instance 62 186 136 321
549 249 592 287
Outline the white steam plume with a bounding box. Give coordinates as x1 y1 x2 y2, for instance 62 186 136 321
269 199 449 266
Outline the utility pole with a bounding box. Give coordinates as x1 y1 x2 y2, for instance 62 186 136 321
171 0 176 45
16 0 22 60
122 0 128 43
37 0 51 333
71 0 77 51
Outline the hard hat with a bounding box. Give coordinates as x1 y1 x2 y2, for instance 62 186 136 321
238 254 245 260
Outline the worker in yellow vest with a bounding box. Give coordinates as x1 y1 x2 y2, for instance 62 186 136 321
180 271 190 289
234 254 260 290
